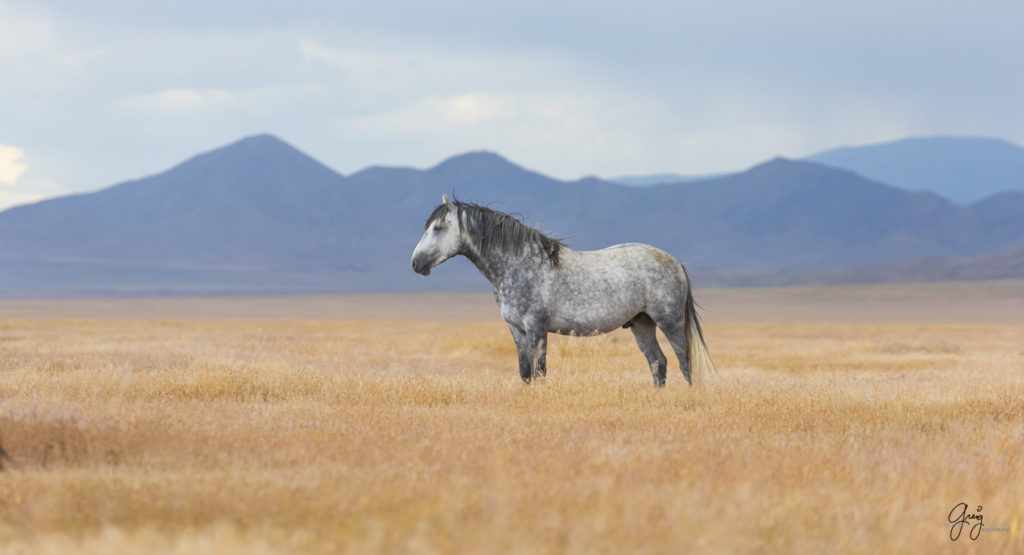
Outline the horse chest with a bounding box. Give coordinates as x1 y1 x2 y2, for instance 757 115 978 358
493 282 548 330
493 288 525 326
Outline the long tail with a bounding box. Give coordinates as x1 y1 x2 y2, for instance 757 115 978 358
682 265 719 384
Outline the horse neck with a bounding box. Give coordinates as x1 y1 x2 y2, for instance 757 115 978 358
462 238 547 288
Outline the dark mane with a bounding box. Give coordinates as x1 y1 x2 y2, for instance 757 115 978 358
426 200 561 266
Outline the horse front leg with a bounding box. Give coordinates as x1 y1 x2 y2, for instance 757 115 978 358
534 333 548 378
509 325 547 383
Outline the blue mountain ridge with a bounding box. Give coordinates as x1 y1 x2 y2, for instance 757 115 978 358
1 134 1022 297
806 136 1024 204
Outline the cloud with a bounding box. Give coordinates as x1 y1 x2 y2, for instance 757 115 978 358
50 47 107 67
0 184 53 212
117 88 236 113
0 145 27 185
0 176 65 212
0 4 56 62
0 144 66 211
291 33 951 176
0 143 65 210
299 39 419 81
347 93 523 131
3 1 1024 194
432 94 519 125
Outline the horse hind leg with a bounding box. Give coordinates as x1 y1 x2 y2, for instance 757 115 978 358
628 314 668 387
658 321 692 385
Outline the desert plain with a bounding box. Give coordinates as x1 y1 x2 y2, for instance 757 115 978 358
0 280 1022 553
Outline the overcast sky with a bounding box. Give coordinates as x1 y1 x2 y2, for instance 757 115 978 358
2 0 1023 210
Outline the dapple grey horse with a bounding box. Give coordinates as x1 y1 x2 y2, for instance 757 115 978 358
411 195 717 386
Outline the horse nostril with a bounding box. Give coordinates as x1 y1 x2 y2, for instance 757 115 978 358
411 258 427 275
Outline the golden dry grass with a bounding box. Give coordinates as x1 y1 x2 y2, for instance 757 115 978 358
1 284 1022 553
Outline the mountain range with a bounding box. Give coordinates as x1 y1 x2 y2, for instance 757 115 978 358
614 136 1024 204
1 134 1023 297
806 136 1024 204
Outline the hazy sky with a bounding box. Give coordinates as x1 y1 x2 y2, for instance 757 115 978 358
2 0 1023 210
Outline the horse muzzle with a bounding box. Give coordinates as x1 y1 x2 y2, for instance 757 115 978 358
411 257 432 276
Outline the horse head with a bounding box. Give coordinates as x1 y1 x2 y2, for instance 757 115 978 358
411 194 462 276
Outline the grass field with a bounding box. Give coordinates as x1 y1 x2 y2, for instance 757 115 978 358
1 282 1022 553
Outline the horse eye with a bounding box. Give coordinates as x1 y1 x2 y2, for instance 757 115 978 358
433 223 444 231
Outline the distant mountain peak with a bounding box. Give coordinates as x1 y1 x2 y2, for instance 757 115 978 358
230 132 288 146
195 133 303 160
806 135 1024 203
427 150 555 186
755 156 795 167
430 150 517 171
745 156 813 174
824 135 1021 152
168 133 338 181
747 156 860 175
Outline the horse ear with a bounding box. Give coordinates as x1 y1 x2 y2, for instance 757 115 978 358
443 194 454 208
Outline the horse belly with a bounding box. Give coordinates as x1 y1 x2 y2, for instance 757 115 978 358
548 285 642 336
548 315 623 336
